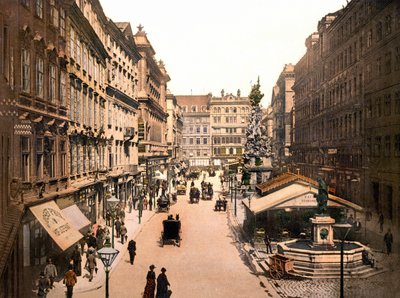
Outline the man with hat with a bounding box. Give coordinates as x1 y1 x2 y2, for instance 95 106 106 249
37 271 49 297
156 267 170 298
44 258 57 289
143 264 156 298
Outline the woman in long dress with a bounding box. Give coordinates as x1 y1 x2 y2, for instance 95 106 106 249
143 265 156 298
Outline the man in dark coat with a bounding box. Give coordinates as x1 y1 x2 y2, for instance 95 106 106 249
384 228 393 255
127 240 136 265
156 267 170 298
37 271 48 297
114 217 122 238
70 245 82 276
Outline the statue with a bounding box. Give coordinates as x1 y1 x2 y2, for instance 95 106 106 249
315 176 328 215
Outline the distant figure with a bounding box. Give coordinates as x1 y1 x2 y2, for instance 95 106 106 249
127 240 137 265
264 234 273 254
120 222 128 244
44 258 57 289
379 213 384 233
384 228 393 255
362 244 375 268
114 217 122 238
85 250 97 282
156 267 170 298
143 264 156 298
63 265 77 298
37 271 48 297
70 245 82 276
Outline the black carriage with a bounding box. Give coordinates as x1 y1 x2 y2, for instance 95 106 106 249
189 187 200 204
161 219 181 247
201 183 213 200
176 180 187 195
157 196 170 212
214 198 227 211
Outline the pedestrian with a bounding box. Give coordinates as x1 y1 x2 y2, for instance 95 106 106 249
85 250 97 282
119 208 126 223
346 214 355 226
106 210 111 226
128 198 133 213
114 217 121 238
87 233 97 251
37 271 49 297
143 264 156 298
70 245 82 276
379 213 384 233
127 240 136 265
44 258 57 289
384 228 393 255
156 267 171 298
120 222 128 244
63 265 77 298
79 237 86 256
264 234 273 254
149 196 153 211
143 197 148 210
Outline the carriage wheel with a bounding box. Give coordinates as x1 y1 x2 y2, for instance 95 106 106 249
269 267 283 280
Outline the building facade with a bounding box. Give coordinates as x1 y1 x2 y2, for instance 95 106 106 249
166 92 183 162
291 0 400 237
269 64 295 168
209 89 251 167
176 95 211 167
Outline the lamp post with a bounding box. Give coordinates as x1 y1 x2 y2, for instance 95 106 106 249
107 195 119 248
333 223 352 298
137 183 144 224
97 246 119 298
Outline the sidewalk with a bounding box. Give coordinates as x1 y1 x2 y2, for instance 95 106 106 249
47 206 156 297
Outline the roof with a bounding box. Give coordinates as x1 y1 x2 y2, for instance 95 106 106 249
243 181 363 215
256 172 319 195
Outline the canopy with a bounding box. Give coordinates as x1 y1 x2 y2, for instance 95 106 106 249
61 204 91 231
243 182 363 215
29 201 83 251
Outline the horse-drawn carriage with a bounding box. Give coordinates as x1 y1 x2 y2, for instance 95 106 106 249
189 187 200 204
161 219 181 247
214 197 227 211
264 254 295 279
157 195 170 212
201 182 213 200
176 180 187 195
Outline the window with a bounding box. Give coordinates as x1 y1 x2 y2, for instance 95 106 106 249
59 140 66 176
44 138 55 177
82 46 87 71
384 135 391 157
48 64 56 102
385 52 392 74
196 126 200 133
21 49 30 92
108 101 112 125
70 83 75 121
196 138 200 145
203 138 207 145
60 8 66 37
203 126 207 133
189 138 193 145
35 138 43 179
385 15 392 35
60 71 67 106
76 39 81 65
395 134 400 157
21 0 29 7
35 0 43 19
70 28 75 60
376 22 382 41
367 30 372 48
374 136 381 156
384 94 391 116
191 105 196 112
50 0 59 27
36 57 44 98
21 137 30 181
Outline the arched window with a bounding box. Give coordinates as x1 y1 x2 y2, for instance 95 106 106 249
229 148 234 155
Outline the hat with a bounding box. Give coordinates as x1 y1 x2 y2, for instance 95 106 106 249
161 267 167 272
149 264 156 270
40 271 45 277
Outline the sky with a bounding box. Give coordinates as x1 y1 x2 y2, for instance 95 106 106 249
101 0 347 107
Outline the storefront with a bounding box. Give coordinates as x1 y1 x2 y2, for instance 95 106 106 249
21 200 88 297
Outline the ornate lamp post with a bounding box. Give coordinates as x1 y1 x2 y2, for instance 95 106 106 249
97 246 119 298
333 223 352 298
107 195 119 248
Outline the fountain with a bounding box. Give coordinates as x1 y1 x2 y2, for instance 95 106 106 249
277 177 379 279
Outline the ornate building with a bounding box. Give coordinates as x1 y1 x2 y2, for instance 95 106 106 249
166 92 183 162
176 94 211 167
291 0 400 237
209 89 251 167
269 64 295 169
133 25 170 181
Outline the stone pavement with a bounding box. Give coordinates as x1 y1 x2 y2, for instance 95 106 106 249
47 206 156 297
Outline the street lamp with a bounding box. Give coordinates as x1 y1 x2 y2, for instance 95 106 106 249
97 246 119 298
107 195 119 248
333 223 352 298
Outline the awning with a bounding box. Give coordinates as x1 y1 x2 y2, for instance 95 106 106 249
29 201 83 251
61 205 91 231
